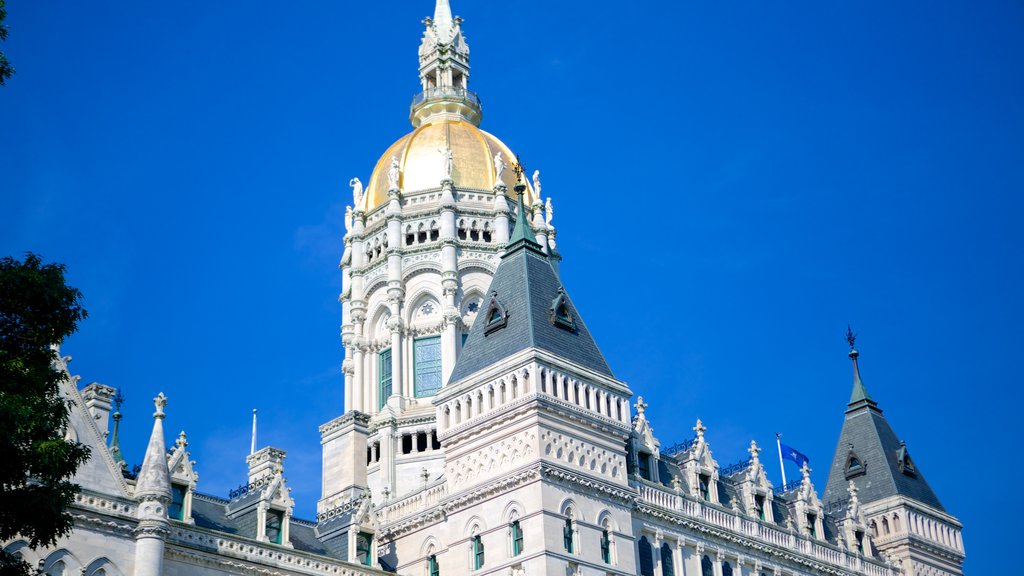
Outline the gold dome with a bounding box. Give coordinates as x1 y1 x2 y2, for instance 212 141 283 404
362 119 535 213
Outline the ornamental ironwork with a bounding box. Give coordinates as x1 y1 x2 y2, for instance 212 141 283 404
229 475 271 500
662 437 696 457
721 457 753 477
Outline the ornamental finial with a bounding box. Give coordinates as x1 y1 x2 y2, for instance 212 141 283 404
693 418 707 440
153 393 167 419
846 325 857 352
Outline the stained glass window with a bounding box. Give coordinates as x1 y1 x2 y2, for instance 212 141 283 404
414 337 442 397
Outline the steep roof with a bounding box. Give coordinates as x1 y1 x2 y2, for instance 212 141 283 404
448 188 613 384
822 348 945 512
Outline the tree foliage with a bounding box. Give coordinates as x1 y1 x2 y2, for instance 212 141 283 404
0 0 13 85
0 254 89 575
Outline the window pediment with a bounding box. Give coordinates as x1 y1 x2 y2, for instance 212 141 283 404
844 448 866 479
549 287 575 332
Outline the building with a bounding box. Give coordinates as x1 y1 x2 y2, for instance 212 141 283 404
3 2 965 575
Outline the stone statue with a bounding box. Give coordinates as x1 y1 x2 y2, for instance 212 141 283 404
545 197 553 226
438 147 453 179
344 206 353 233
387 155 400 190
493 152 506 183
349 177 363 208
532 169 541 196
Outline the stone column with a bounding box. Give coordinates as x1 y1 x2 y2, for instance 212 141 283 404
493 186 510 248
349 210 368 412
385 187 405 404
439 179 459 384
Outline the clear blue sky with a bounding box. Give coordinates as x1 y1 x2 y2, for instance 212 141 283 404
2 2 1020 571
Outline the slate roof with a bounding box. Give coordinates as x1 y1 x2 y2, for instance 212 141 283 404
822 354 945 512
448 191 614 383
189 493 336 558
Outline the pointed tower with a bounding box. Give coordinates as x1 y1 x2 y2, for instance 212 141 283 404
823 331 964 576
133 393 172 576
323 0 545 519
402 175 636 575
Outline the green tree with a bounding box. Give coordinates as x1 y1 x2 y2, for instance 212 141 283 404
0 0 13 85
0 254 89 575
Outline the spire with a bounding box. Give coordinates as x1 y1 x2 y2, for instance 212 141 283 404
413 0 478 126
109 389 127 471
135 393 171 500
432 0 454 38
505 162 544 255
822 334 946 511
845 326 877 411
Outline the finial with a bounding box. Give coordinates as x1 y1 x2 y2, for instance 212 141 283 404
176 430 188 449
800 461 813 481
748 440 761 463
113 389 125 413
693 418 707 440
153 393 167 419
634 396 648 416
846 326 875 407
504 156 543 253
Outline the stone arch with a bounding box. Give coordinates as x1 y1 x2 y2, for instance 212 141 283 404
83 557 125 576
595 509 618 532
559 498 583 522
419 535 442 557
406 288 442 324
502 500 524 522
464 515 487 537
42 549 82 576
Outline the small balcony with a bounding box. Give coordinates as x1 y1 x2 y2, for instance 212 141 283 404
410 87 483 127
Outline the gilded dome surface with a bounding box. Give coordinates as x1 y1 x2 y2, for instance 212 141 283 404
362 119 535 213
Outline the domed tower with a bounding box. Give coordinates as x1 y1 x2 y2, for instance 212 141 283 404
322 0 556 517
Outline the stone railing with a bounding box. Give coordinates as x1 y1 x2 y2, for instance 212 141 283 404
636 481 896 576
377 480 447 526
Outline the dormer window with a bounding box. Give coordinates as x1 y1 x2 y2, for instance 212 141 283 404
549 288 575 331
266 509 285 544
844 448 866 479
699 474 711 501
807 514 818 539
169 482 187 521
483 292 508 335
356 531 373 566
754 494 766 521
637 453 652 481
855 530 865 553
896 442 916 476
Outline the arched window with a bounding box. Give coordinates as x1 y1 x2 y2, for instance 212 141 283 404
701 555 714 576
661 543 675 576
723 561 733 576
562 515 575 553
882 517 890 535
510 520 523 556
638 536 654 576
471 535 484 570
427 554 439 576
378 349 393 409
600 528 611 564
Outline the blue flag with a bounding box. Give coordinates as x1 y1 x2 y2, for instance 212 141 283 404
779 442 809 468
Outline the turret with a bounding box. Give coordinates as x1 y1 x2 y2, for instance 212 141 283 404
133 393 171 576
823 329 964 575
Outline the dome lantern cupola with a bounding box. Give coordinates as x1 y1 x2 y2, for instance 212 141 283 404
411 0 480 127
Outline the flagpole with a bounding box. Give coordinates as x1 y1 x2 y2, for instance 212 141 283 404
250 409 257 455
776 433 787 488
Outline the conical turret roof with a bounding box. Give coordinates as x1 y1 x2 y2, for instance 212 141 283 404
822 342 944 511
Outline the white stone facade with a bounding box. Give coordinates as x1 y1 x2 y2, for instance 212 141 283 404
4 3 964 576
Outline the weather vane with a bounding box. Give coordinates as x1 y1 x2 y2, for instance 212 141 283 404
846 325 857 350
113 389 125 412
512 152 528 181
